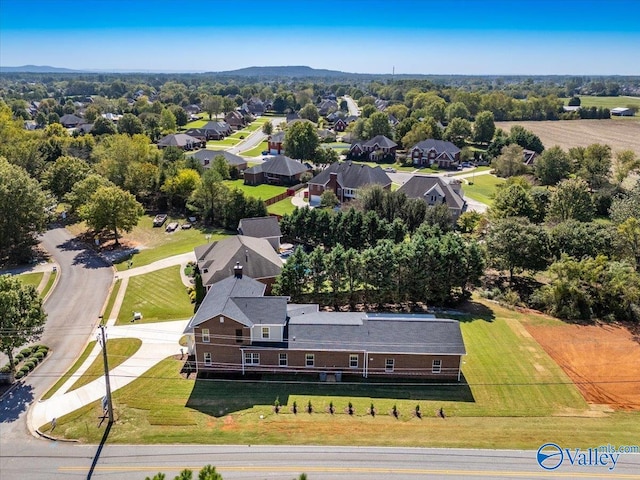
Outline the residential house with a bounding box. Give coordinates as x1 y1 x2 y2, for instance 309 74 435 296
286 113 301 123
194 236 283 292
318 99 339 116
333 118 348 132
308 161 392 204
59 114 84 128
101 113 122 123
189 149 248 171
243 155 311 186
197 121 233 140
398 175 467 219
225 111 247 130
267 131 286 155
348 135 398 162
238 216 282 251
184 268 466 380
157 133 206 150
409 139 461 168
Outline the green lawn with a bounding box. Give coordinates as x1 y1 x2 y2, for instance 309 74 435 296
267 197 297 216
462 173 505 206
111 215 230 271
323 142 350 151
43 299 640 449
103 279 122 320
17 272 43 289
67 338 142 392
241 140 269 157
450 166 492 177
573 95 640 110
115 266 194 325
223 179 288 200
206 138 239 148
40 270 56 298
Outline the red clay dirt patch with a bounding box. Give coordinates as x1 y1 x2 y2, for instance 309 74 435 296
525 323 640 410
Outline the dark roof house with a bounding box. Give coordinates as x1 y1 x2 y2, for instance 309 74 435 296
410 139 461 168
238 216 282 251
348 135 398 162
157 133 206 150
243 155 311 186
398 175 467 219
190 149 248 170
308 161 392 204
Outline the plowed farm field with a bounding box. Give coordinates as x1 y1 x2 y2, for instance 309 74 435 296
524 323 640 410
496 119 640 156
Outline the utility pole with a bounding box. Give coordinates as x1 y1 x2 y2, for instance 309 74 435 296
98 323 114 424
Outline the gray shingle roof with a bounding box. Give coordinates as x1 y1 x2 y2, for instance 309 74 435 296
411 139 460 155
288 313 466 355
238 216 282 239
189 149 247 167
398 175 466 211
157 133 202 148
308 161 391 190
244 155 309 177
195 235 282 286
363 135 397 149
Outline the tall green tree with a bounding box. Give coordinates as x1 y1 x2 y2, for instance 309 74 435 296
575 143 612 190
443 117 472 147
493 144 528 178
0 158 48 263
204 95 223 120
364 111 392 140
0 274 47 373
283 121 319 160
64 174 115 213
546 178 594 223
117 113 144 135
472 111 496 144
79 185 144 245
491 183 537 221
486 217 549 282
42 155 91 200
534 146 572 186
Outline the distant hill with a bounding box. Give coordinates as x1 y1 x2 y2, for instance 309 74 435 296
211 65 356 78
1 65 80 73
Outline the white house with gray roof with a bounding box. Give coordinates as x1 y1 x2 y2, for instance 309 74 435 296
398 175 467 220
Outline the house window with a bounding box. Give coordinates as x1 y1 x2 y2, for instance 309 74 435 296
236 329 243 343
261 327 270 339
279 353 288 366
385 358 395 373
244 352 260 365
432 359 442 374
201 329 210 343
203 352 211 366
349 354 358 368
305 354 315 367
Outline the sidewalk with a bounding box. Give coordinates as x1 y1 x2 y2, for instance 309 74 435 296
30 319 189 431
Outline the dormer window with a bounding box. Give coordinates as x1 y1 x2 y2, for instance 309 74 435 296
261 327 270 339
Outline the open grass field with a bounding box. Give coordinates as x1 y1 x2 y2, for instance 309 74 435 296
461 173 505 206
115 266 194 325
44 299 640 448
524 321 640 410
223 179 288 200
572 95 640 111
495 119 640 156
68 338 142 392
267 197 297 216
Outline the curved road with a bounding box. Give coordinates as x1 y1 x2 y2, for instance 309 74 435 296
0 226 113 442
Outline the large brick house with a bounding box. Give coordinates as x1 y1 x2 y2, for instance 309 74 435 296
184 268 466 380
348 135 398 162
308 161 392 204
243 155 311 186
398 175 467 220
268 131 285 155
410 139 461 168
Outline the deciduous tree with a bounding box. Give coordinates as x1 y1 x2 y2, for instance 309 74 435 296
546 178 594 223
283 121 319 160
534 146 572 186
472 111 495 144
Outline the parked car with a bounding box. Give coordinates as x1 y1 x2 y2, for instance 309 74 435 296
384 167 396 173
153 214 168 227
165 222 179 232
261 150 269 155
181 223 192 229
461 162 471 168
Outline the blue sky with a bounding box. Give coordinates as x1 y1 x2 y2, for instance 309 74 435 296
1 0 638 74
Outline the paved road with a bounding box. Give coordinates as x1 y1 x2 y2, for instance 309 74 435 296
2 444 639 479
342 95 360 117
227 116 285 156
0 226 113 443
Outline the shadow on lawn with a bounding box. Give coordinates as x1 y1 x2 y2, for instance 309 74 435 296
185 373 475 417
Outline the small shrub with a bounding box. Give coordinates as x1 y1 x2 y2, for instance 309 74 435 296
370 402 376 417
307 400 313 414
239 135 245 139
15 371 25 379
292 401 298 414
415 404 422 419
20 348 32 357
33 352 44 361
24 361 36 371
19 365 30 374
0 365 10 374
274 397 280 414
37 348 48 357
14 353 24 362
328 401 335 415
347 401 354 415
392 404 399 419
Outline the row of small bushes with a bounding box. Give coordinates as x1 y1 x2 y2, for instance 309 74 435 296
0 344 49 380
